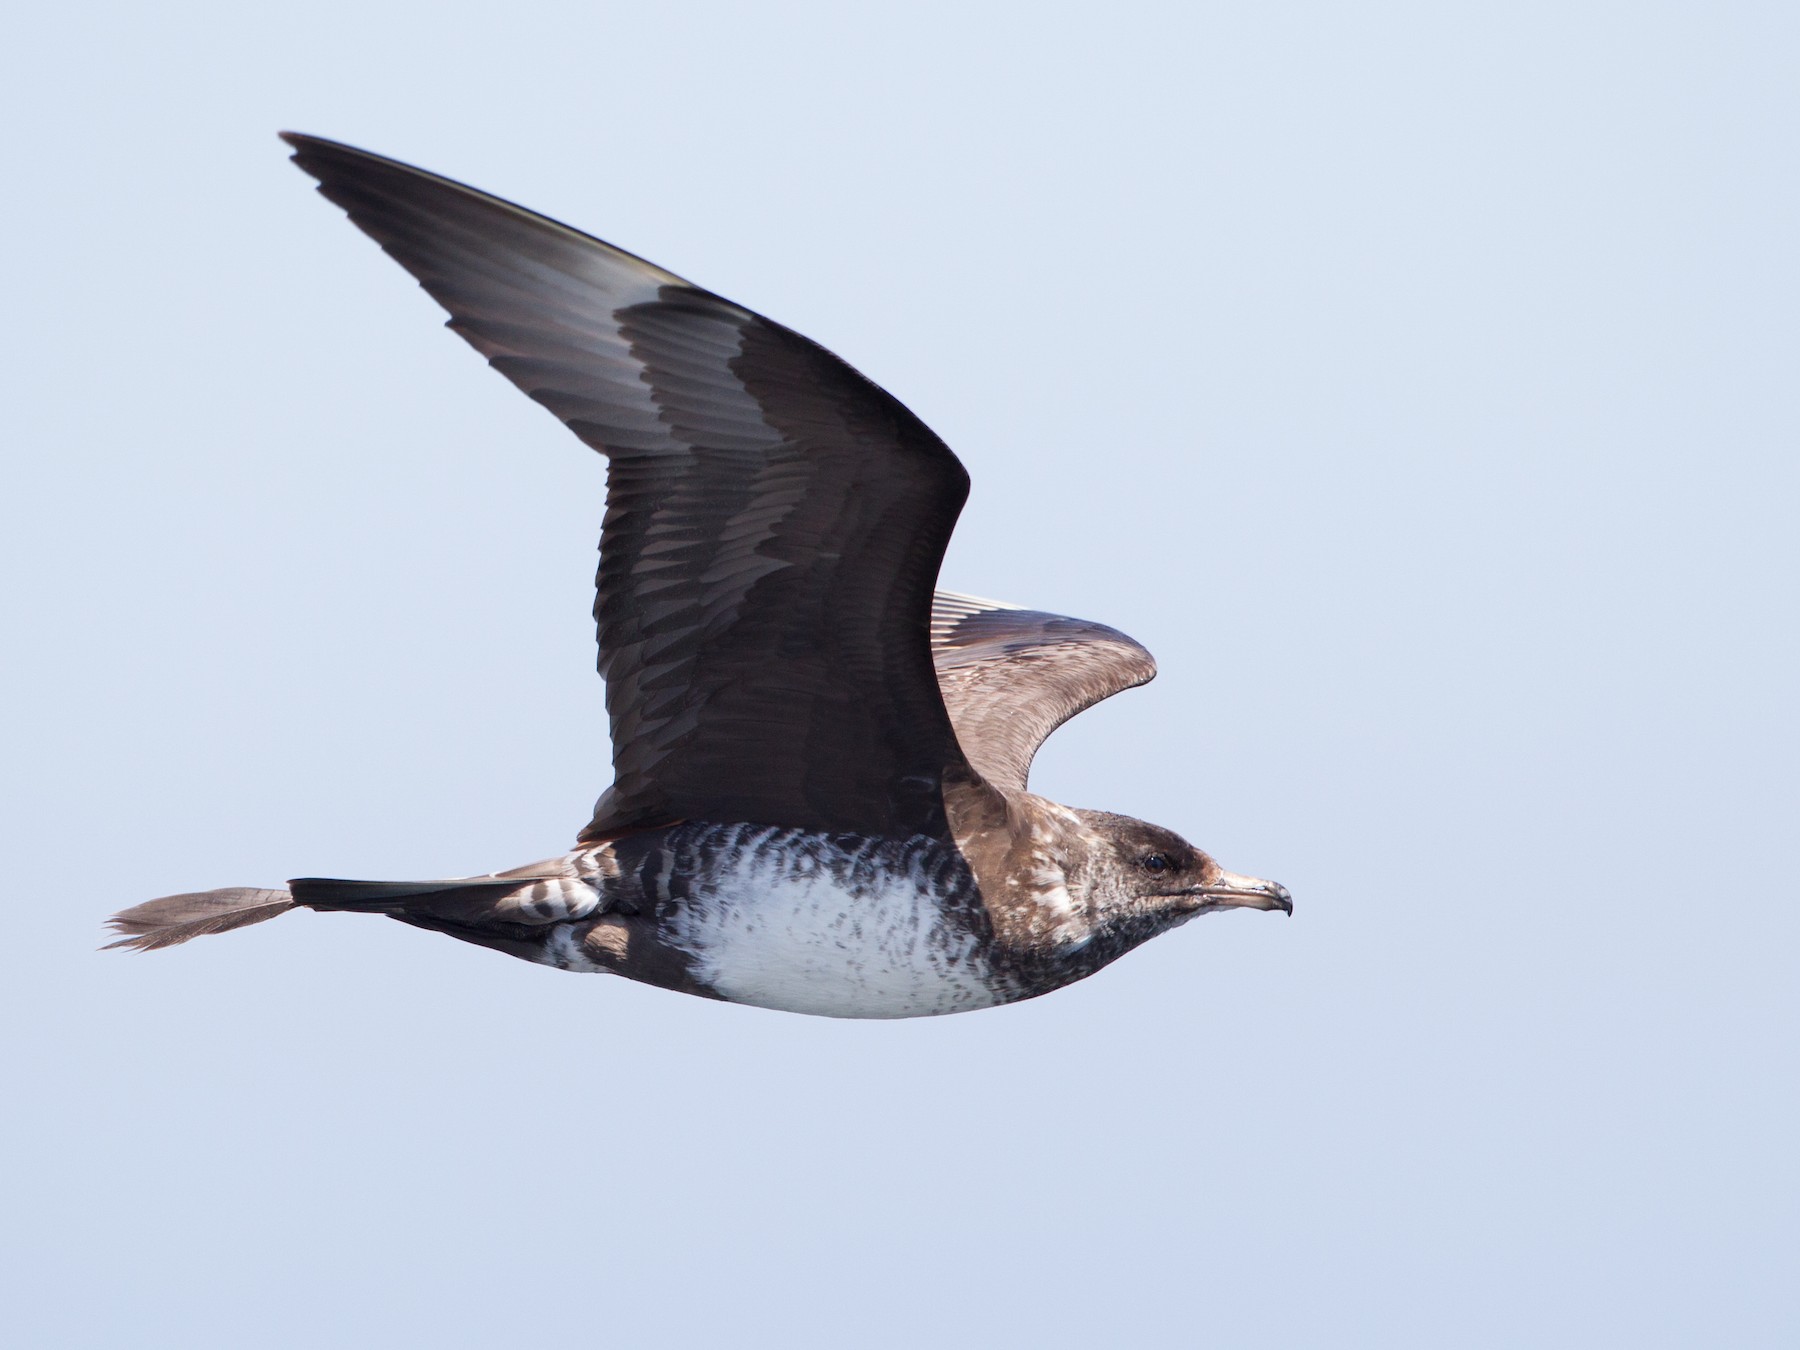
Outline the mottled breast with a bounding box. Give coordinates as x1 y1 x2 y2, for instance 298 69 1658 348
655 824 1002 1019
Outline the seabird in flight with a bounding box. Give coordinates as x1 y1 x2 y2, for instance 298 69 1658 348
107 134 1290 1018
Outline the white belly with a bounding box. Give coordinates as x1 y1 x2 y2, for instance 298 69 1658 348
667 846 999 1019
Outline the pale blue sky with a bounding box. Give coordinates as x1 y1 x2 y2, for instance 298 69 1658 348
4 2 1796 1345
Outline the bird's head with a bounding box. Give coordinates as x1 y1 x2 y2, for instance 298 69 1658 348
950 788 1291 975
1068 809 1291 939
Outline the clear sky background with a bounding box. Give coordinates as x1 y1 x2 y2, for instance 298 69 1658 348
4 2 1795 1345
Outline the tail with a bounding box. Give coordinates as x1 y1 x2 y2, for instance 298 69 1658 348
104 887 296 951
106 870 585 954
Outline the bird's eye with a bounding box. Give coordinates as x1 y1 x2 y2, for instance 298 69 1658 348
1141 853 1171 873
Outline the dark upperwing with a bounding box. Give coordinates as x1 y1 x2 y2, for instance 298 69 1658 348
284 134 975 841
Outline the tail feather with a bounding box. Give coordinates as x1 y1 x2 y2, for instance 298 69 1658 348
286 877 521 911
104 887 295 951
108 863 586 953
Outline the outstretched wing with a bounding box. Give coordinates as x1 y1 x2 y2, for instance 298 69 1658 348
286 134 974 841
929 592 1157 792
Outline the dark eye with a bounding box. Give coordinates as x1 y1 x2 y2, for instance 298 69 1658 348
1140 853 1171 873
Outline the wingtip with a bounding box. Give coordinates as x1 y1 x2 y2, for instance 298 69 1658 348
278 130 330 176
278 131 371 167
279 132 389 193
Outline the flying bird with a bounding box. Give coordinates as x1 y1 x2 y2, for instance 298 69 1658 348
107 134 1290 1018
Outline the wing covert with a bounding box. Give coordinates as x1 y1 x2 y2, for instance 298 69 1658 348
930 592 1157 792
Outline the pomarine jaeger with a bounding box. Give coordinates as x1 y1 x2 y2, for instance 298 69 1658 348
107 134 1291 1018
